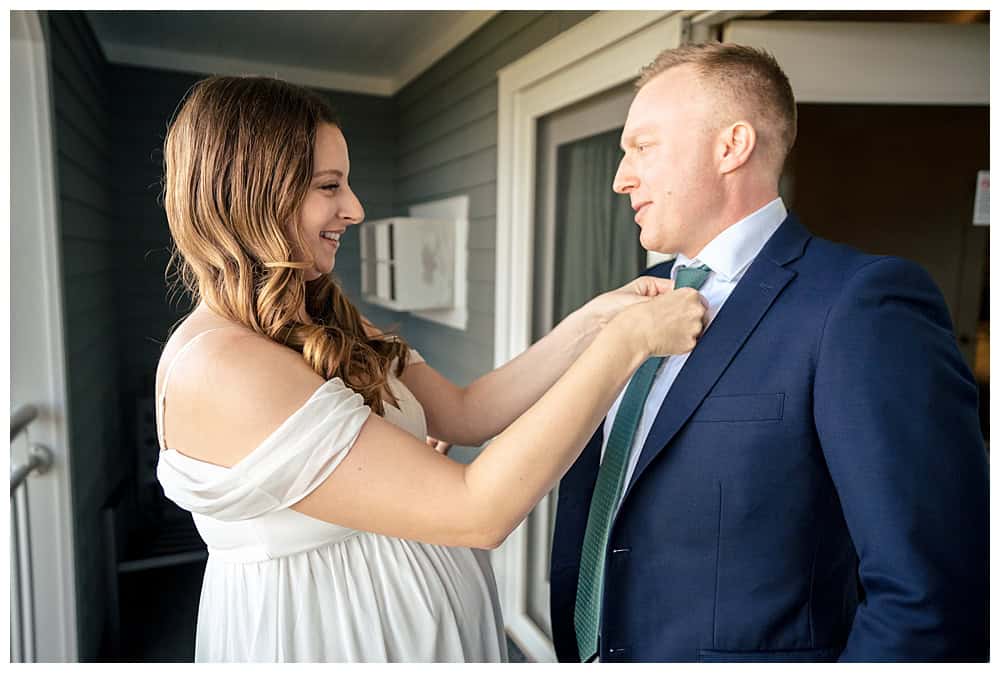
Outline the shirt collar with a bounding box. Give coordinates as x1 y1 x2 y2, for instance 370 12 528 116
672 198 787 283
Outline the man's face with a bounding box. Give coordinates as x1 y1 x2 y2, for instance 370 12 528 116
613 65 722 258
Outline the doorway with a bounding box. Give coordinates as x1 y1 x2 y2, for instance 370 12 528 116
727 16 990 442
783 103 989 440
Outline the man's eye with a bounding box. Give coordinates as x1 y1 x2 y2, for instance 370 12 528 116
637 144 649 153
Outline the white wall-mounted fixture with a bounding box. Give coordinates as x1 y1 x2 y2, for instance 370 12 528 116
360 216 455 312
408 195 469 331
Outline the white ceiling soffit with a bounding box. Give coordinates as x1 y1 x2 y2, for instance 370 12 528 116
86 10 498 97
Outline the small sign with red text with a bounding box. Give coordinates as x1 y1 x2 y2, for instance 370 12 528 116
973 170 989 226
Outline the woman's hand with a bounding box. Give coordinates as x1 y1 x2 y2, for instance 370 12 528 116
582 276 677 330
610 287 709 358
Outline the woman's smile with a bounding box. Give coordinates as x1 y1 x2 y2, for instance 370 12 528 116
320 230 343 249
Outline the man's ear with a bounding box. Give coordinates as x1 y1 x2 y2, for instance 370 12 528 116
717 121 757 174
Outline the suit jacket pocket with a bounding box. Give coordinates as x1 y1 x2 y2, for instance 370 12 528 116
698 646 840 662
690 393 784 423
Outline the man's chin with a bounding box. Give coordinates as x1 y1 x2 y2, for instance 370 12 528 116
638 231 670 255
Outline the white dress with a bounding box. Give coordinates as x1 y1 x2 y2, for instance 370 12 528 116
155 329 507 662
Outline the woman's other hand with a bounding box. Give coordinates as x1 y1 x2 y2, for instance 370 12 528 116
584 276 676 329
611 287 708 357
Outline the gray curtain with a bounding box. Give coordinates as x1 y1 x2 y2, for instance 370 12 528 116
553 128 645 324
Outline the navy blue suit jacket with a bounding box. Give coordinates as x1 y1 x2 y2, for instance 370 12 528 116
549 213 988 662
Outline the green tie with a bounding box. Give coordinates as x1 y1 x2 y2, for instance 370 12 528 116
573 263 711 661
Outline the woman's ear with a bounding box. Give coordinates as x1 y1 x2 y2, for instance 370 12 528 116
717 120 757 175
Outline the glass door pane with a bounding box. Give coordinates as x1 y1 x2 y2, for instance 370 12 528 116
526 83 640 639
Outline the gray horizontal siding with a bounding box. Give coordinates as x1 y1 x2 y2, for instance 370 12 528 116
395 180 499 219
57 160 110 211
58 198 115 240
397 12 541 107
468 215 496 250
109 68 196 399
47 10 119 662
399 85 497 156
346 11 592 460
399 12 592 130
397 113 497 178
396 146 496 204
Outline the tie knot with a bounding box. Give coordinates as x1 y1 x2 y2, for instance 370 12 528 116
675 264 711 290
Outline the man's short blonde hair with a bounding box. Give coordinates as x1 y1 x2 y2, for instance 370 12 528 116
638 42 797 171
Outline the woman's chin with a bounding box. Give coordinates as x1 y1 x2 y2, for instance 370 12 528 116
304 260 335 281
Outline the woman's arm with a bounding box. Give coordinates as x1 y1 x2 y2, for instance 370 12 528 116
180 289 702 550
300 322 643 549
291 287 704 549
397 277 674 446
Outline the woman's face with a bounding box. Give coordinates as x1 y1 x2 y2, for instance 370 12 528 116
292 123 365 280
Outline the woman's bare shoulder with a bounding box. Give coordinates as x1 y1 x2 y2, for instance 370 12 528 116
157 315 328 465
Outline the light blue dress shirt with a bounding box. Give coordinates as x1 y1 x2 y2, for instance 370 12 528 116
604 198 788 515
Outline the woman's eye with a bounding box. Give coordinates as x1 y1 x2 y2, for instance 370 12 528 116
321 183 340 192
637 144 649 153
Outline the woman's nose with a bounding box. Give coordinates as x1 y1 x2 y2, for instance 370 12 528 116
340 188 365 225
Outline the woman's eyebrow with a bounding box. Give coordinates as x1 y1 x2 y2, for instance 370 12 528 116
313 169 344 179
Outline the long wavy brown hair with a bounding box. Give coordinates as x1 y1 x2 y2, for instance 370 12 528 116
162 75 409 415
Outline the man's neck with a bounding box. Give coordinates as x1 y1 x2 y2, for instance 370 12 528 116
683 190 780 259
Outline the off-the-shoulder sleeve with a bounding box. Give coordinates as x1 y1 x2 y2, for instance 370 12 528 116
157 378 371 522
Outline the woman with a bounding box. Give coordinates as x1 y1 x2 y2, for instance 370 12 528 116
155 75 707 662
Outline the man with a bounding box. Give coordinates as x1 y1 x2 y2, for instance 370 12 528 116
549 42 988 663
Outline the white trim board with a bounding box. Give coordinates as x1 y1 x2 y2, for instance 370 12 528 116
95 11 498 97
725 20 988 105
394 11 498 93
10 10 79 663
101 42 397 96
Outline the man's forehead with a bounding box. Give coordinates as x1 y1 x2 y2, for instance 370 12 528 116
620 122 660 144
621 91 674 138
623 67 713 133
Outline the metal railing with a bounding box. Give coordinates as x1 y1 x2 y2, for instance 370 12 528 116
11 404 53 663
10 405 38 442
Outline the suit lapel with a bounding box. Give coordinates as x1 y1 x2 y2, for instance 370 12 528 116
618 214 811 507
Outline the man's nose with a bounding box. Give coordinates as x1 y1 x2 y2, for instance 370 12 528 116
612 158 636 194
